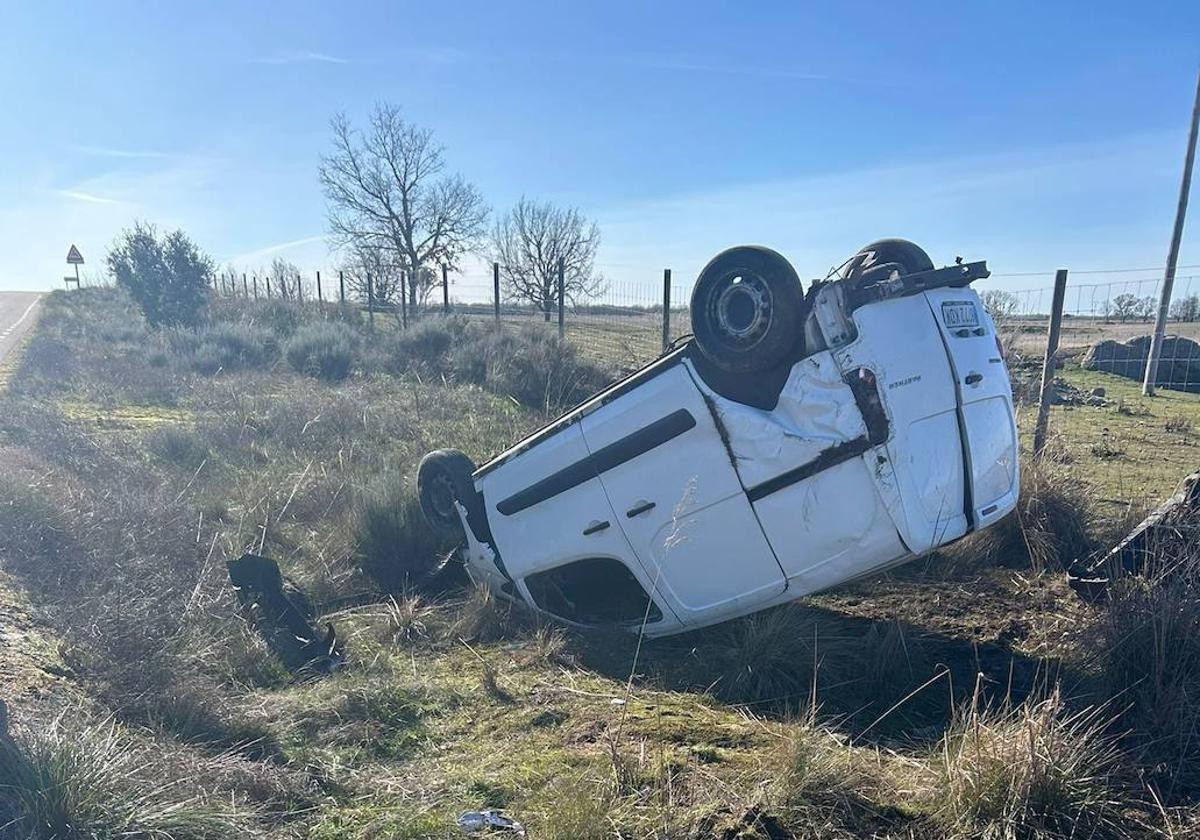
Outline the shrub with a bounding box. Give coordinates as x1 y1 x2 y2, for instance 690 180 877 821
1091 547 1200 801
284 322 358 381
107 221 214 327
929 691 1130 840
0 718 253 839
187 322 278 374
352 477 451 591
385 317 466 376
148 426 209 471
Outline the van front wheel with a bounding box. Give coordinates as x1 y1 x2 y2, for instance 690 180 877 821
690 246 806 373
416 449 478 541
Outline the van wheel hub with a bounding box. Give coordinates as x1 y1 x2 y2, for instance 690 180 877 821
712 274 772 346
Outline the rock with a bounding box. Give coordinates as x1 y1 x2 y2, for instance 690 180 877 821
1091 387 1105 397
1081 335 1200 393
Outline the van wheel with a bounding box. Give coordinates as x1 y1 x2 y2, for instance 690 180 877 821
690 246 806 373
845 238 934 282
416 449 477 540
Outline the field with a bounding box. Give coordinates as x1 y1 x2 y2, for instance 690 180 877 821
4 288 1200 838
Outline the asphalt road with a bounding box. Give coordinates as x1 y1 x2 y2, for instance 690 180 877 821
0 292 42 366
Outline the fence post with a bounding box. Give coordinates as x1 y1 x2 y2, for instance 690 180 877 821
253 275 258 299
339 271 345 303
296 273 303 303
493 262 500 323
367 274 375 330
316 270 323 303
242 273 248 297
266 276 272 299
442 264 449 314
662 268 672 352
1033 269 1069 459
557 258 565 339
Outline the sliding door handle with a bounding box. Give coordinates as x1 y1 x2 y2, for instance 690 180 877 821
626 500 656 518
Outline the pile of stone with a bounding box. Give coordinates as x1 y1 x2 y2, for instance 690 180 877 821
1082 335 1200 393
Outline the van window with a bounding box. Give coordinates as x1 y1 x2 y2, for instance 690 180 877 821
524 558 662 625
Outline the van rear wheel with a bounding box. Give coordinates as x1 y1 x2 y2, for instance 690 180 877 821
416 449 477 541
845 238 934 282
690 246 806 373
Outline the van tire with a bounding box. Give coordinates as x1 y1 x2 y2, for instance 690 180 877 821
845 238 934 281
417 449 478 541
690 246 806 373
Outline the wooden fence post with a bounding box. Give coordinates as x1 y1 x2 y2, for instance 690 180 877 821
1033 269 1069 459
316 270 323 303
367 274 375 330
253 275 258 299
662 268 672 352
493 262 500 323
339 271 345 303
242 273 248 297
266 276 272 299
296 273 303 303
557 258 565 339
442 264 449 314
400 270 408 328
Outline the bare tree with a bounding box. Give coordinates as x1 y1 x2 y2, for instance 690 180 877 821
268 257 301 300
319 103 487 312
1172 294 1200 322
341 244 404 306
1112 293 1140 322
490 197 605 320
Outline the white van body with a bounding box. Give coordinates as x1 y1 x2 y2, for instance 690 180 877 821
449 258 1017 637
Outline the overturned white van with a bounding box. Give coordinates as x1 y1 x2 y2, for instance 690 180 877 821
417 239 1018 637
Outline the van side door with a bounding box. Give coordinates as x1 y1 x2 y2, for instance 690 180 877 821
578 363 787 626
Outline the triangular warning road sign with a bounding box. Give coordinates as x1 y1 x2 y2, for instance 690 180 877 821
66 244 84 264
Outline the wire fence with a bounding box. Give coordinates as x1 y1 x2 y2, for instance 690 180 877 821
209 262 1200 509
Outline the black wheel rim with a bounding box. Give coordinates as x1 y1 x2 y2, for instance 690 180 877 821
428 472 458 526
707 271 773 349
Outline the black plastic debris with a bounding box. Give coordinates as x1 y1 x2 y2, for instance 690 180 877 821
226 553 344 675
1068 469 1200 602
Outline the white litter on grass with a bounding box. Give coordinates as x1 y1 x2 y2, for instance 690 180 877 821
457 809 526 836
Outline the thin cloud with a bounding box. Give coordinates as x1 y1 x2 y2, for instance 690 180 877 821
253 50 348 66
228 235 328 263
57 189 121 205
69 144 172 160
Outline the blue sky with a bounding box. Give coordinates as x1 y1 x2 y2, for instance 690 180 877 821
1 1 1197 299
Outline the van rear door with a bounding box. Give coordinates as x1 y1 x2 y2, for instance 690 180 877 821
923 288 1019 529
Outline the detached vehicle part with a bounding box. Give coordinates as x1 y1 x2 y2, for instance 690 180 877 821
417 239 1017 637
1068 470 1200 601
227 553 344 674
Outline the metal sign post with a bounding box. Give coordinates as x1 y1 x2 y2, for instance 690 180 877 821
64 244 84 288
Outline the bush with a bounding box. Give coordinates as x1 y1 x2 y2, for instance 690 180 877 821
187 322 278 374
385 317 467 376
107 221 214 327
929 692 1130 840
352 477 452 591
1092 547 1200 801
0 718 253 839
284 322 358 381
148 425 209 471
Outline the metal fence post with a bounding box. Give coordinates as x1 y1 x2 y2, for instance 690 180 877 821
339 271 345 303
242 273 248 297
662 268 672 352
296 273 303 303
493 262 500 323
252 275 258 299
367 273 375 330
1033 269 1069 459
557 258 565 339
316 270 323 303
400 270 408 328
442 264 449 314
266 276 272 299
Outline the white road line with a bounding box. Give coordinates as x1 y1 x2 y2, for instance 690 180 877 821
0 297 40 340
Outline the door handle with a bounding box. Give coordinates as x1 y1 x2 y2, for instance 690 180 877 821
626 500 656 518
582 519 610 535
964 372 983 385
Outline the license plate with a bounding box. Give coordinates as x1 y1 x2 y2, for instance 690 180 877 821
941 301 979 329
